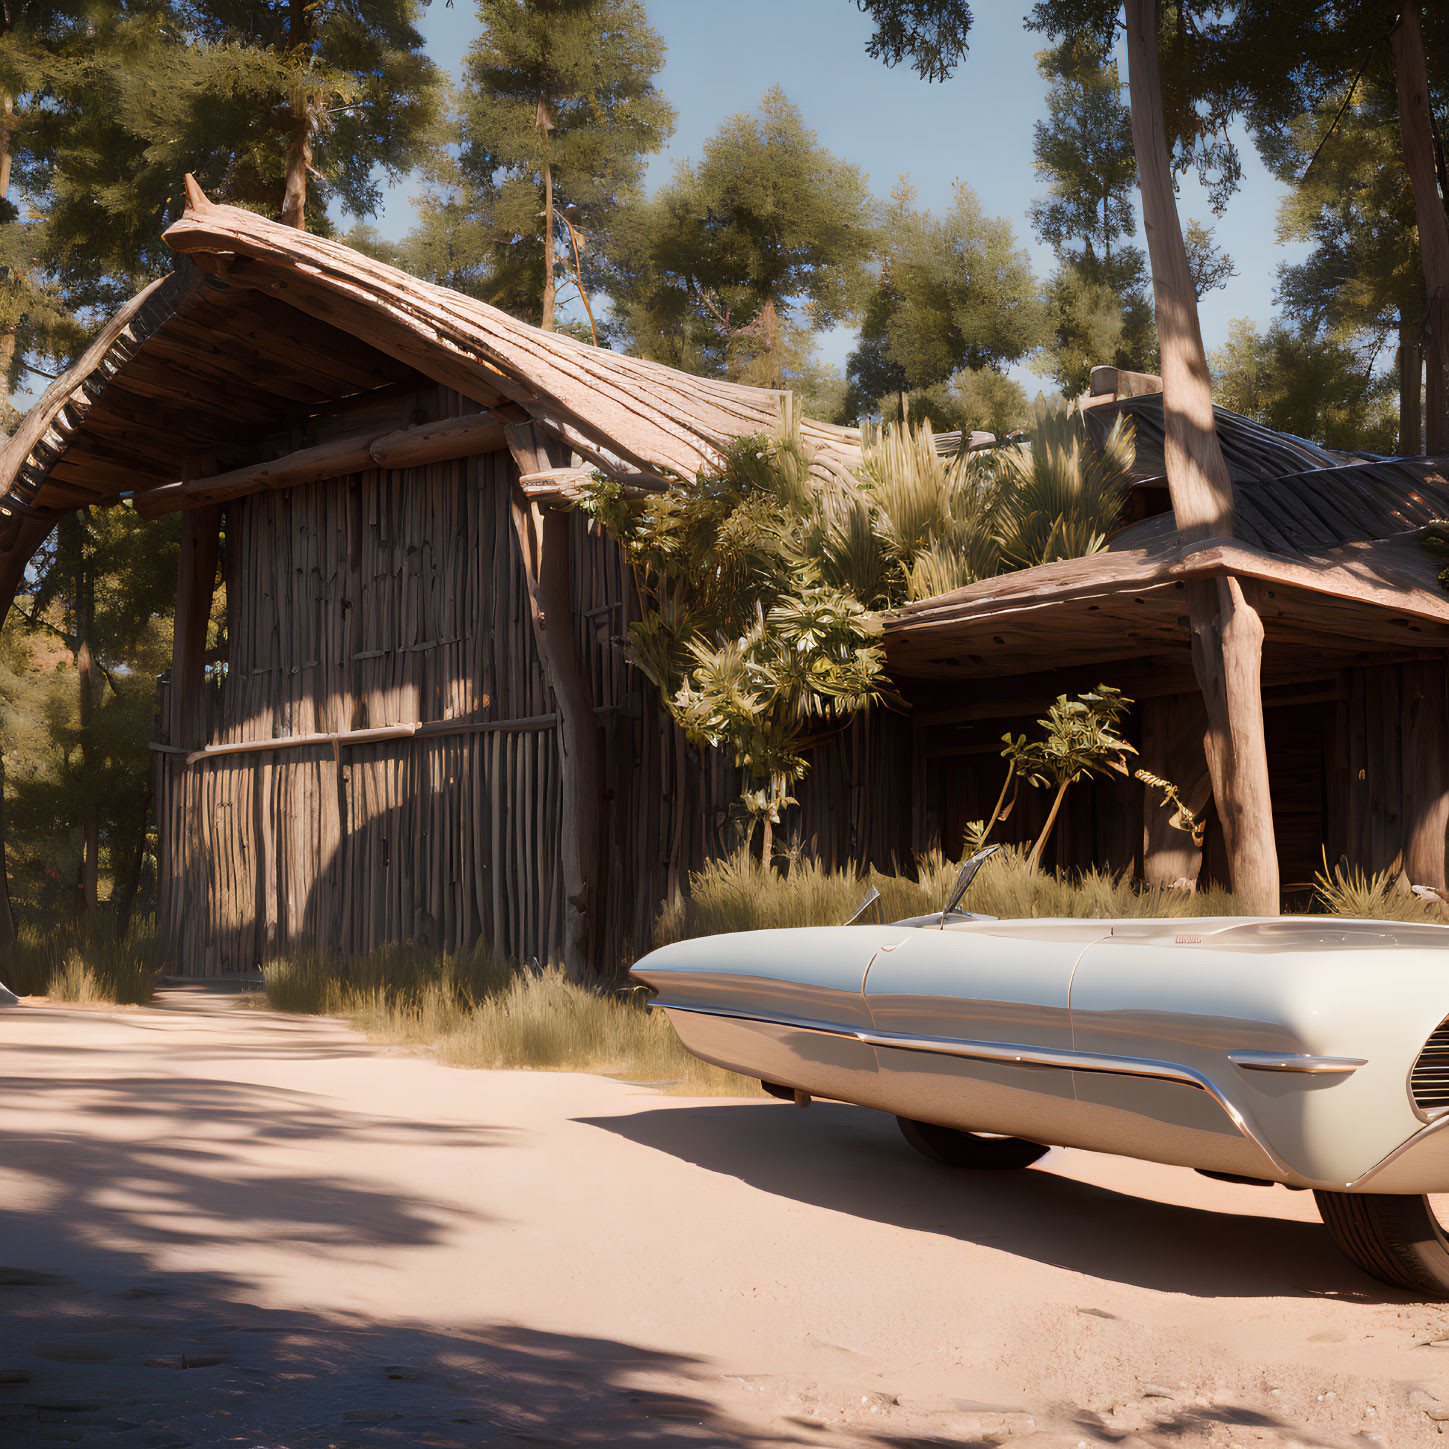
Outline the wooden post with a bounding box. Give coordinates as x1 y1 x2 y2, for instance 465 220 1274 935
1140 692 1212 889
1402 661 1449 892
1392 5 1449 455
1125 0 1279 915
170 504 222 749
505 421 599 977
0 516 56 943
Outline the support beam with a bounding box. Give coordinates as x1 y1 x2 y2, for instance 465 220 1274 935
133 411 508 517
1126 0 1279 914
169 503 221 749
505 420 600 979
1402 661 1449 891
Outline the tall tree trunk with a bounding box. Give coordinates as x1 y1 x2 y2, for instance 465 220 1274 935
1393 4 1449 455
281 0 312 230
1400 314 1423 455
1125 0 1279 913
281 122 312 231
0 91 14 417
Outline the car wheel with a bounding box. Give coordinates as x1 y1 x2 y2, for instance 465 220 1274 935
896 1116 1049 1170
1314 1190 1449 1298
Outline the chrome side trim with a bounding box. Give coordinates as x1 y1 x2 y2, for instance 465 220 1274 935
1228 1051 1367 1075
648 1000 865 1042
652 1000 1289 1174
1345 1109 1449 1190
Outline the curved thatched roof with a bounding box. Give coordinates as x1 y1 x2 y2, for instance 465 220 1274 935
0 178 864 556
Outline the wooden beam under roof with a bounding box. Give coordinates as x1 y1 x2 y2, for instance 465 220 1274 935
132 409 509 516
137 327 342 407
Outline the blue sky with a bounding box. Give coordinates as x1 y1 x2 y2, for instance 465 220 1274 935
367 1 1303 380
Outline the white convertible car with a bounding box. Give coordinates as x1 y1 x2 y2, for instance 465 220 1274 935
632 849 1449 1296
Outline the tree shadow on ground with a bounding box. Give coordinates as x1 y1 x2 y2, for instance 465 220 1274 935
0 1067 802 1447
583 1099 1400 1304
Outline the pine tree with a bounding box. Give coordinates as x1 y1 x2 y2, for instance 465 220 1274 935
1260 85 1427 453
8 504 181 919
618 88 874 389
1230 1 1449 448
1028 41 1154 393
32 0 444 326
0 3 95 420
409 0 674 332
843 176 1042 421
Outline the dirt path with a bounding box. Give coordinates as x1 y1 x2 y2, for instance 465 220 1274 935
3 987 1449 1447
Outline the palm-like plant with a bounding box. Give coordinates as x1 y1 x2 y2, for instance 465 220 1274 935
579 398 1139 865
1001 686 1137 871
993 398 1134 569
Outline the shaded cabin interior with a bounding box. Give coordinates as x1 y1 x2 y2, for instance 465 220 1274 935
886 385 1449 902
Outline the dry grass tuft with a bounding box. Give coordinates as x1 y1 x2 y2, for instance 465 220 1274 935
260 845 1446 1097
262 944 761 1096
655 846 1252 945
1312 855 1447 923
0 914 160 1005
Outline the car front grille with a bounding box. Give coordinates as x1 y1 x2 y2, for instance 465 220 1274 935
1411 1016 1449 1114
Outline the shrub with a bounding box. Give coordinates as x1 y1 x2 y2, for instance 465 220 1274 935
0 913 160 1005
655 846 1251 944
261 946 761 1096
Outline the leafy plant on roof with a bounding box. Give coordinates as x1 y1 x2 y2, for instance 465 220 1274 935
581 401 1138 865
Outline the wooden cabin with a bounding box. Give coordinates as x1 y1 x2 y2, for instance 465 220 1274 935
885 378 1449 903
3 189 1447 971
0 183 909 976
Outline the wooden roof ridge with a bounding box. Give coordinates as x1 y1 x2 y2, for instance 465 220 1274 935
162 178 864 483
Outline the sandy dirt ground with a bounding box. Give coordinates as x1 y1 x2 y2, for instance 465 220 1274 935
5 988 1449 1447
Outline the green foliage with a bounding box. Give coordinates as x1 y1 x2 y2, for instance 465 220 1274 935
0 912 160 1004
4 503 180 921
582 419 897 841
583 402 1136 850
1038 253 1156 398
924 367 1032 437
618 88 874 389
998 685 1136 870
263 946 760 1094
992 398 1134 567
845 177 1043 416
1028 40 1137 267
1183 217 1237 299
32 1 445 324
405 0 673 324
1209 317 1398 454
1028 1 1246 211
854 0 973 84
